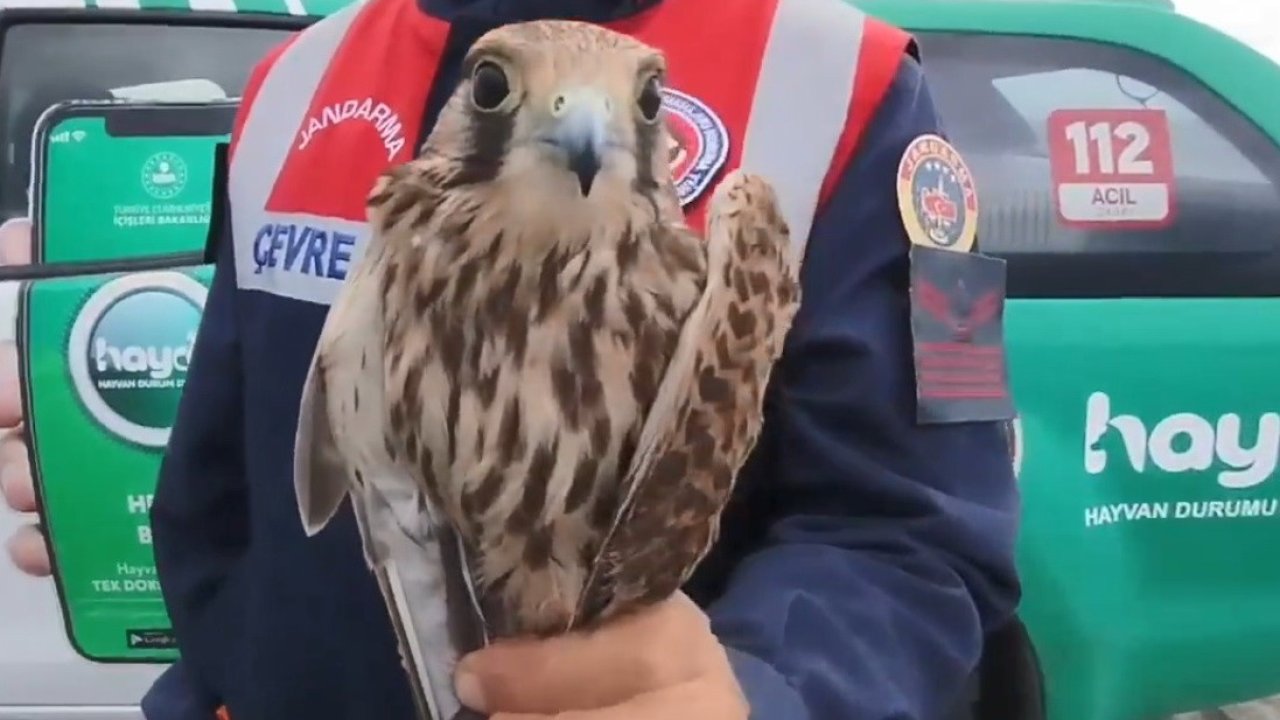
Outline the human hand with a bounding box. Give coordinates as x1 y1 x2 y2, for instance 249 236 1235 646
0 217 33 265
0 341 45 578
0 217 46 577
453 593 748 720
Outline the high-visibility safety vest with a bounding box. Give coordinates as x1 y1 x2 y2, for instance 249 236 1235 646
228 0 915 307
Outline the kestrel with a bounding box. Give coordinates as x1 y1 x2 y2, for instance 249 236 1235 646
293 19 800 720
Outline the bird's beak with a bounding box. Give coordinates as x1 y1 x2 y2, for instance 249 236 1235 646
549 88 610 197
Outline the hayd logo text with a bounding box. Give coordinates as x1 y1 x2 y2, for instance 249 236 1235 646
1082 391 1280 528
94 332 191 384
69 273 208 449
1084 391 1278 489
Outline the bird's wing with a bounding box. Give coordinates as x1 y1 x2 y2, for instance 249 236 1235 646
294 165 425 550
293 352 348 535
292 258 381 539
292 207 484 720
357 486 484 720
575 170 801 626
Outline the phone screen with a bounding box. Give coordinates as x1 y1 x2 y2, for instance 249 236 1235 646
19 264 213 663
35 102 234 265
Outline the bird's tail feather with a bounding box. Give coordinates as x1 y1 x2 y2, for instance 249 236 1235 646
359 488 490 720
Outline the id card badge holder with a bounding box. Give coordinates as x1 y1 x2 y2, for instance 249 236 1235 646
896 134 1016 425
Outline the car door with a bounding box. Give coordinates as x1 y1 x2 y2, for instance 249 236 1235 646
888 4 1280 720
0 8 315 719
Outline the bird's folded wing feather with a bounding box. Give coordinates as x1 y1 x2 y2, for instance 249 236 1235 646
360 485 486 720
293 234 391 541
292 243 486 720
576 171 800 625
293 346 351 537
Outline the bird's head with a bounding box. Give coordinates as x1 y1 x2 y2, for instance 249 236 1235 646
423 21 678 220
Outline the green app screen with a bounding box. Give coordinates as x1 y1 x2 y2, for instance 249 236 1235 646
41 116 226 264
21 265 213 662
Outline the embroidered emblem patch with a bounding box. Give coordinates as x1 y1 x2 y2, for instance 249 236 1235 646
908 244 1014 424
896 133 979 253
661 88 729 208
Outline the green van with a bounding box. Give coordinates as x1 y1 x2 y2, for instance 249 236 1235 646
860 1 1280 718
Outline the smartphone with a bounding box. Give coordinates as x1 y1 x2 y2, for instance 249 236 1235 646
18 263 213 662
30 99 236 267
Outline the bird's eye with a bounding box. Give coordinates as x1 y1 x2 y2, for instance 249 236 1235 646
637 74 663 124
471 61 510 112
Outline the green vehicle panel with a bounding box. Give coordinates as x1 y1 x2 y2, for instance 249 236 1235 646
856 0 1280 718
1 0 1277 717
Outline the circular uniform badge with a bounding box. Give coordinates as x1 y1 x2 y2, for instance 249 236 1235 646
896 134 979 253
660 88 729 208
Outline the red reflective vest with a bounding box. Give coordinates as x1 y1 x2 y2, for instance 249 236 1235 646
227 0 914 307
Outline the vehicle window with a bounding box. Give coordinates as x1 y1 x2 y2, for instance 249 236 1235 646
916 33 1280 297
0 21 291 223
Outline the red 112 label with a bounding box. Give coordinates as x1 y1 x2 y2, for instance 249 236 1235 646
1047 108 1176 228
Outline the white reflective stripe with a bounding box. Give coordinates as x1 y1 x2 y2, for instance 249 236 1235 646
187 0 238 11
0 0 86 7
230 3 360 213
739 0 865 264
229 1 365 303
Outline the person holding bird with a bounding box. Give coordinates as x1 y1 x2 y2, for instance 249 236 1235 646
3 1 1021 719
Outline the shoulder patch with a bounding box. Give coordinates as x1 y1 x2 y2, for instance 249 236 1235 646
661 88 729 208
896 133 978 253
900 133 1012 424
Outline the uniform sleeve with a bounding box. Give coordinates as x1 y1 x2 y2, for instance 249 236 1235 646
149 188 248 710
708 55 1021 720
147 40 291 712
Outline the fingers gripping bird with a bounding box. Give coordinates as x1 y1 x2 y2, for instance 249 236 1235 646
293 20 800 720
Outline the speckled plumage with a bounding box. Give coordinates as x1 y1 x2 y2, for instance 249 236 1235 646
295 20 799 646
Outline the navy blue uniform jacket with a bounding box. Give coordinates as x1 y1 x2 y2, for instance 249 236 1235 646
146 0 1021 718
